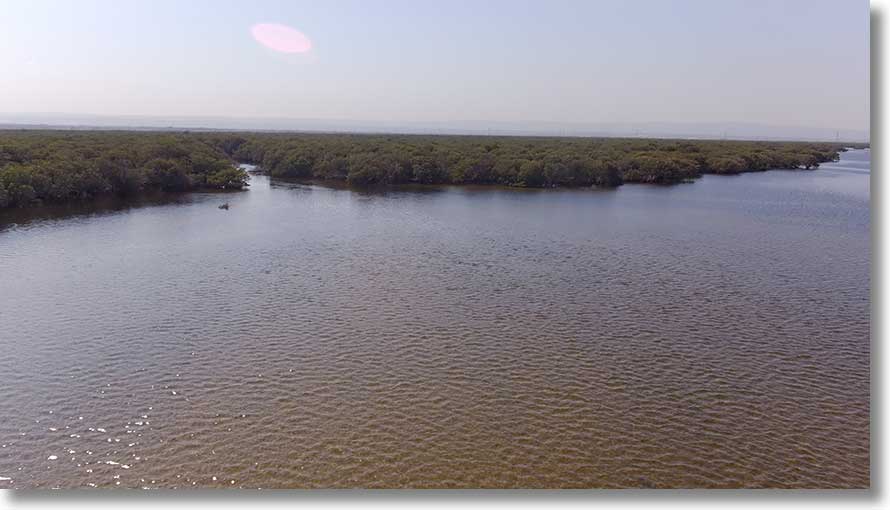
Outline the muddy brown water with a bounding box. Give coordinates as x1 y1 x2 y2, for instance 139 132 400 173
0 150 870 488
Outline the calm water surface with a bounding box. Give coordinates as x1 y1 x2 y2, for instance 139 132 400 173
0 150 870 488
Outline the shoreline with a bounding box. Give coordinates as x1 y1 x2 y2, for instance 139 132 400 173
0 130 869 210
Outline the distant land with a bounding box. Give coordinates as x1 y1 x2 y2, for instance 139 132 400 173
0 112 869 143
0 129 863 209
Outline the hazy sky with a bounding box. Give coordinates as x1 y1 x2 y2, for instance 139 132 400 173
0 0 870 131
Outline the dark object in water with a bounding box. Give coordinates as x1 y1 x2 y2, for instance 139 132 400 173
218 202 229 210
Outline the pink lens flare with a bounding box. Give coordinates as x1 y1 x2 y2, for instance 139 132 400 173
251 23 312 53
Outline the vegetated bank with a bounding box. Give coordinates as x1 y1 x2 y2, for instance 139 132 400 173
0 130 867 208
225 133 865 186
0 130 248 208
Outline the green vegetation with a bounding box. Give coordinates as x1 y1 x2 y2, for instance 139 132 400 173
0 129 866 208
219 133 861 187
0 131 248 208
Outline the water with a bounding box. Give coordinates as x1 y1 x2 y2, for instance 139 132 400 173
0 150 870 488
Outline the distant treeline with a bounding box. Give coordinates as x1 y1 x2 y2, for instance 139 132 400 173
0 130 866 208
223 133 862 187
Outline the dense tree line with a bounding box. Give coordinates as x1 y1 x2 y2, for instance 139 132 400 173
0 131 248 208
210 132 862 187
0 130 866 208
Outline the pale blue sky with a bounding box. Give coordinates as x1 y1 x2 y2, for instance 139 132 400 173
0 0 870 132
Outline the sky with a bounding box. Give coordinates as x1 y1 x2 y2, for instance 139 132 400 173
0 0 870 136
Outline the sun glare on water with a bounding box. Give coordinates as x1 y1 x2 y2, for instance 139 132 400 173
250 23 312 54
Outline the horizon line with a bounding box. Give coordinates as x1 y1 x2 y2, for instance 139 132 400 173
0 121 870 145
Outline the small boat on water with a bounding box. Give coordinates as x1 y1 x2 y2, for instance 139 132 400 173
218 202 229 210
